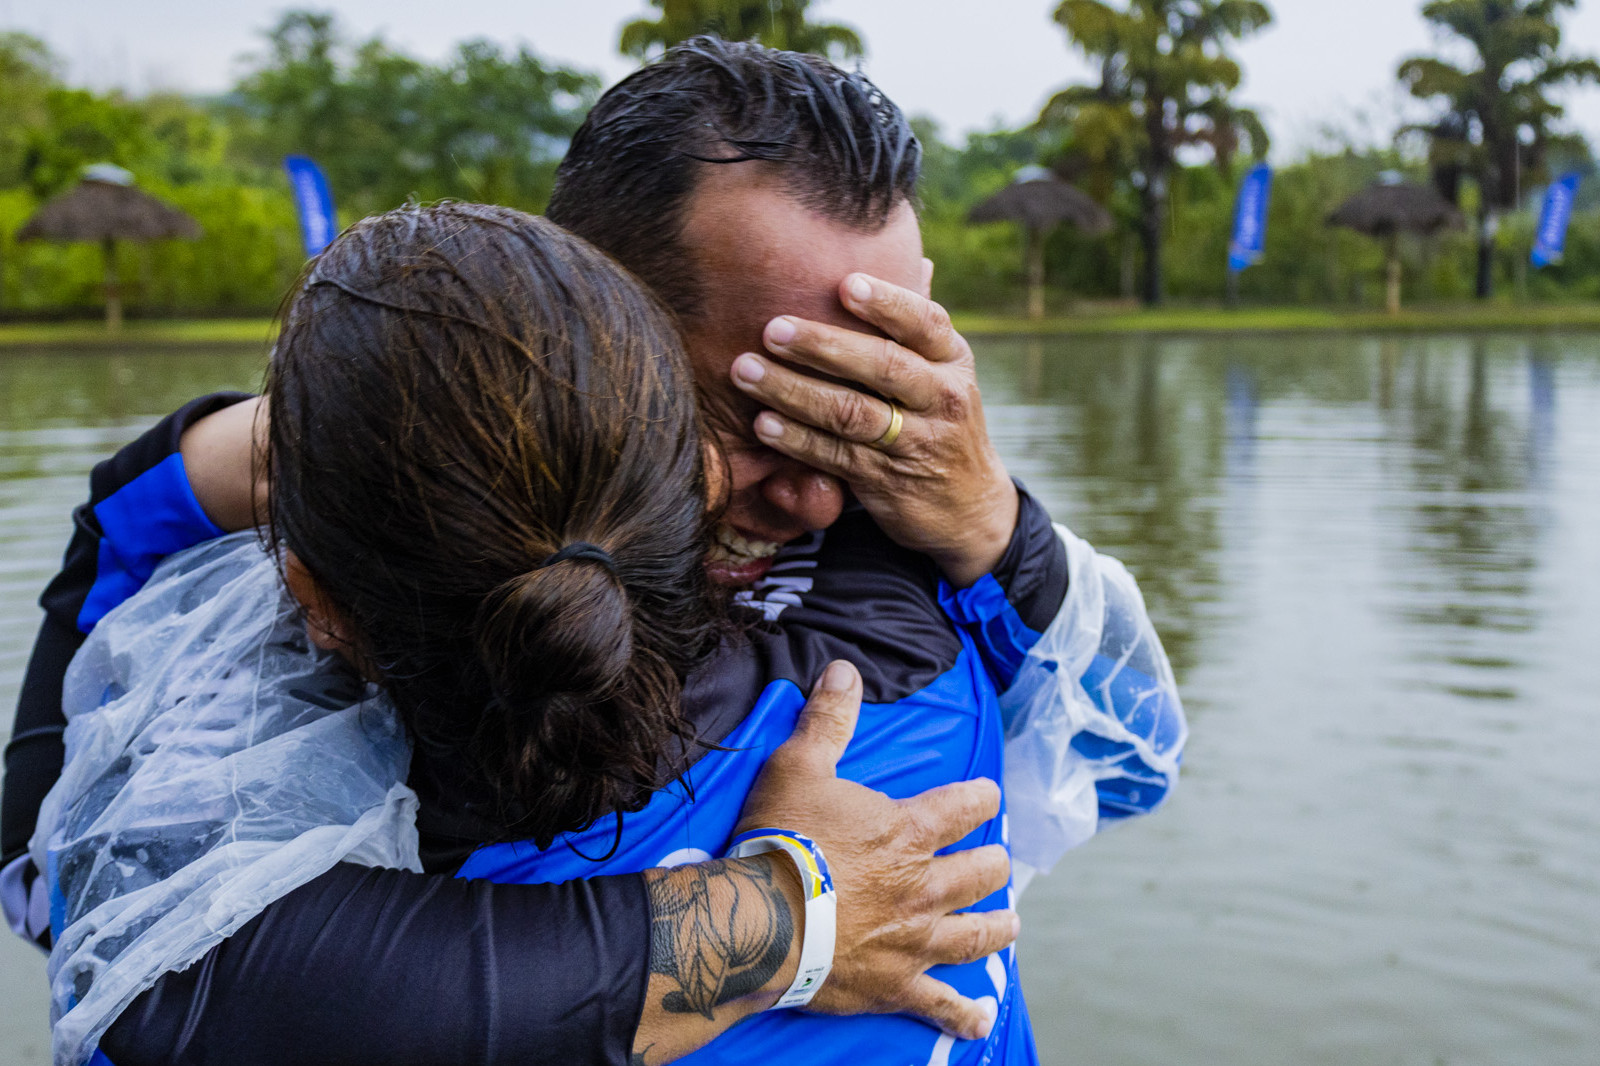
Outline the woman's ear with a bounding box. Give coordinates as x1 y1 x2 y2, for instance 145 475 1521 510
283 551 357 657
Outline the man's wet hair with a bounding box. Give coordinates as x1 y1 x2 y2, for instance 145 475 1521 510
547 35 921 318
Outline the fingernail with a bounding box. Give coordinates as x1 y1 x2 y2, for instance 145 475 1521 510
848 275 872 302
733 353 766 384
819 660 853 693
767 317 797 346
754 412 784 441
1011 913 1022 937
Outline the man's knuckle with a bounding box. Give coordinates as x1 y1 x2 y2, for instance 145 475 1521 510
932 381 971 422
828 392 872 438
789 422 824 456
878 346 919 397
875 334 900 372
771 371 803 406
820 432 856 470
981 913 1012 951
954 924 986 962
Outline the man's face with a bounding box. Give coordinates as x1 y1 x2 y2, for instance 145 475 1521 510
679 163 926 585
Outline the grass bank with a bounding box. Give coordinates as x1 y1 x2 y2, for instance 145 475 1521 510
951 302 1600 337
5 303 1600 351
0 318 277 350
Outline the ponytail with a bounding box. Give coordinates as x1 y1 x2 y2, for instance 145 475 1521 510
268 204 724 848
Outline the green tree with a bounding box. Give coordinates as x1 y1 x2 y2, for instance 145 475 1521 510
229 10 597 214
21 88 153 197
0 33 58 187
1398 0 1600 300
1040 0 1272 305
227 12 358 191
619 0 863 61
405 39 599 208
139 93 236 186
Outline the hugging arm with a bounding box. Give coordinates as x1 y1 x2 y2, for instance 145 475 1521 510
6 401 1014 1064
83 672 1007 1066
101 863 656 1066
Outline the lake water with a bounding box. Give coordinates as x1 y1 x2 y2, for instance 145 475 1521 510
1 334 1597 1065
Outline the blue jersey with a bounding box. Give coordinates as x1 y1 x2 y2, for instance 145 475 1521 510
460 510 1043 1066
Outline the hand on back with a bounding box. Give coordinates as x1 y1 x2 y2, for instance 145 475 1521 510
737 660 1016 1040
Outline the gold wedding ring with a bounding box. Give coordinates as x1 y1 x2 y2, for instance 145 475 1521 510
872 401 904 450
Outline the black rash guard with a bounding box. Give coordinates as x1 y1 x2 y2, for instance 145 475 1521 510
2 394 1069 1066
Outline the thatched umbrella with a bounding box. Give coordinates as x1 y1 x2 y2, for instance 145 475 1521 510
17 164 202 330
1327 178 1463 314
969 166 1112 320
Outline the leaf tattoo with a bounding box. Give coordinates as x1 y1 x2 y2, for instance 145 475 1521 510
645 858 796 1020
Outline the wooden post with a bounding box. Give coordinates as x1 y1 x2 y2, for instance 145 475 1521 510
102 236 122 332
1385 234 1402 316
1025 225 1045 321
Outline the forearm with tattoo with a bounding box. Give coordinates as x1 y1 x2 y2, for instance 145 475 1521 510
630 857 802 1065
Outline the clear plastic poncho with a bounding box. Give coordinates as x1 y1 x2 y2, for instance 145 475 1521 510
30 533 420 1066
1000 525 1187 892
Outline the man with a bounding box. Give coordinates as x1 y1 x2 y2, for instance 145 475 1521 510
543 36 1180 859
546 40 1018 595
2 37 1182 1066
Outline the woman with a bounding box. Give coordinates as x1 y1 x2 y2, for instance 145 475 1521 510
38 204 1172 1066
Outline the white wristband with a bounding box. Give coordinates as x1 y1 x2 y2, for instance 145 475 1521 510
725 828 837 1009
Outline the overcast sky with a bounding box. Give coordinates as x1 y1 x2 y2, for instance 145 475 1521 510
7 0 1600 159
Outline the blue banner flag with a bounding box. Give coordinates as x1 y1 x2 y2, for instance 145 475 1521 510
1228 163 1273 274
283 155 337 258
1532 171 1581 268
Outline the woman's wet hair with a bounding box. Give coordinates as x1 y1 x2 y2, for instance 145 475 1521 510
266 202 725 847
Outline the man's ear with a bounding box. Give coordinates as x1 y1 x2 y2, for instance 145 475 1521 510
701 437 732 514
920 257 935 299
283 551 357 656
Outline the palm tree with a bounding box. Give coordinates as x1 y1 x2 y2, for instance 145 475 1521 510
1399 0 1600 300
1040 0 1272 306
619 0 864 62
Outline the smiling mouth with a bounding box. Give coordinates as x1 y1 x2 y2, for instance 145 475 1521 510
707 524 783 567
705 523 784 585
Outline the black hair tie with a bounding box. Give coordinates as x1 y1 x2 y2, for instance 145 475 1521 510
538 542 619 577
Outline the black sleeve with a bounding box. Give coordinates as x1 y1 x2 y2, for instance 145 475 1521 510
101 862 651 1066
10 393 660 1063
986 481 1069 634
2 393 255 914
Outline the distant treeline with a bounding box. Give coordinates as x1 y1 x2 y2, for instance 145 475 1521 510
1 2 1598 319
918 120 1600 315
